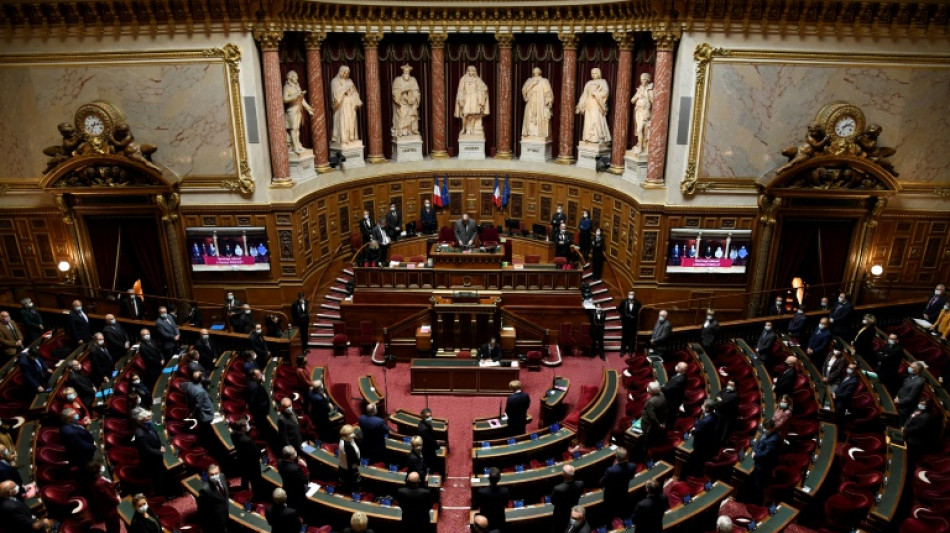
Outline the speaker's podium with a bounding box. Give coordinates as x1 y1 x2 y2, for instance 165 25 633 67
414 290 515 358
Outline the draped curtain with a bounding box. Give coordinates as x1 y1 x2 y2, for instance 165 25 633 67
278 33 312 150
321 34 368 148
84 216 166 297
379 35 431 159
445 36 498 157
572 34 620 149
774 219 856 310
511 35 563 158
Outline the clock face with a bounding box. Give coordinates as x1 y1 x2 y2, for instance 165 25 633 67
83 114 105 136
834 116 857 138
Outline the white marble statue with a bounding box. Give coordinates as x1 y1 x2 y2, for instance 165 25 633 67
454 65 490 136
330 65 363 145
575 68 611 145
391 64 421 138
521 67 554 139
630 72 654 154
283 70 314 154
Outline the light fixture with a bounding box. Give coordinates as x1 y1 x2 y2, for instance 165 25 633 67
58 260 75 284
866 264 884 289
57 261 70 273
870 264 884 277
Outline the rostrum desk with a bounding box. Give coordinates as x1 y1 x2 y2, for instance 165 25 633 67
410 359 519 395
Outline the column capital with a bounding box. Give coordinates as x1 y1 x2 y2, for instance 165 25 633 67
652 30 681 51
558 32 579 50
612 31 635 51
428 32 448 48
362 31 384 48
304 31 327 50
495 32 515 48
253 30 283 51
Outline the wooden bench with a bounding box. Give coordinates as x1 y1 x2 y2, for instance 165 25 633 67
389 408 448 443
610 480 734 532
674 344 721 474
837 337 898 425
733 339 775 482
357 374 386 416
472 412 535 441
792 421 837 507
864 427 907 533
471 426 575 471
577 368 618 445
301 441 443 495
540 376 570 426
152 355 185 471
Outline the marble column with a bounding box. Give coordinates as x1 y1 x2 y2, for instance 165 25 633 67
494 33 515 159
555 32 579 165
645 31 679 185
255 30 290 184
363 32 386 163
429 33 449 158
608 32 635 174
305 32 332 173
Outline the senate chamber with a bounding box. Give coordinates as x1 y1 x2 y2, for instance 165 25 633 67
0 1 949 532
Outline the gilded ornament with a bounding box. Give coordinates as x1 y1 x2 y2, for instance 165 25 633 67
253 30 283 50
156 193 180 222
305 32 327 50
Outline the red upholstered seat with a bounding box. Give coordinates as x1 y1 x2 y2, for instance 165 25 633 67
332 334 349 356
438 227 455 244
559 323 576 355
553 257 568 269
526 350 543 371
824 484 873 530
40 483 87 519
106 446 140 467
389 254 404 263
901 506 950 533
360 320 375 355
564 385 599 429
524 255 541 264
36 465 75 484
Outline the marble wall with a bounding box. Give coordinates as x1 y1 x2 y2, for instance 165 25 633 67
0 56 236 180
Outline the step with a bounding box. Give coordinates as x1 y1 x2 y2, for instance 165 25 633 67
320 303 341 311
312 321 334 328
335 277 351 284
310 331 333 338
330 285 349 295
317 312 341 320
591 287 608 296
325 294 343 302
605 334 622 341
342 268 354 276
592 296 613 305
605 325 622 331
582 272 593 280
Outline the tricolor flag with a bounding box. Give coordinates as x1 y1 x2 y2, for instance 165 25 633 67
441 175 450 207
503 174 511 208
432 175 443 207
493 175 502 208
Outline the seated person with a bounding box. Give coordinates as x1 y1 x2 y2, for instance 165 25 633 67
478 337 501 362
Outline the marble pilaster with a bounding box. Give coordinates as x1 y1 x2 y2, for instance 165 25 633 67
429 33 449 158
363 32 386 164
608 32 635 175
255 30 290 183
305 32 332 173
555 33 579 165
495 33 515 159
646 31 679 185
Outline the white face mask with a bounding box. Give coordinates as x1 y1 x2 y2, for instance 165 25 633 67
937 290 943 296
862 319 867 324
764 326 772 331
776 301 782 306
25 303 33 308
143 335 150 341
65 394 76 401
245 310 251 315
137 505 148 514
160 313 167 318
779 403 788 409
919 404 928 411
202 335 209 340
839 297 845 303
833 350 841 356
110 319 117 325
557 209 562 214
227 295 234 300
888 339 896 345
209 474 220 483
818 324 826 330
132 379 141 385
255 328 262 333
706 315 713 321
74 307 82 312
97 340 104 346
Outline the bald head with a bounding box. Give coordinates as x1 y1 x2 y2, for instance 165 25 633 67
784 356 798 367
0 480 17 497
562 464 575 480
407 471 421 487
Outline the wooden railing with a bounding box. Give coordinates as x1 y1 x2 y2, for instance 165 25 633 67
382 308 431 359
500 308 550 355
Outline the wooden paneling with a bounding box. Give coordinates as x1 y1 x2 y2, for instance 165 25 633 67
870 214 950 290
0 212 72 282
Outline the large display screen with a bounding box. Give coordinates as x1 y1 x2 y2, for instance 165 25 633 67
186 227 271 272
665 228 751 274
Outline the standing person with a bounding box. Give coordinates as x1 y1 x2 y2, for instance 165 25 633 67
832 364 859 426
554 223 573 260
454 214 478 249
787 306 808 345
123 290 146 321
102 314 130 361
715 380 739 445
277 397 303 453
769 296 786 316
155 306 180 360
194 328 219 372
700 309 720 354
476 467 510 533
755 321 778 363
877 333 905 396
687 399 720 477
231 418 264 498
564 506 591 533
18 298 44 346
773 356 799 399
821 341 847 389
661 362 687 428
0 312 23 360
600 447 636 522
896 361 927 425
619 290 642 357
196 463 229 533
385 203 402 243
358 403 390 465
59 408 96 469
417 408 440 475
923 284 947 322
805 317 832 362
771 395 794 438
504 380 530 436
550 206 566 239
830 292 854 337
638 382 667 462
852 314 877 365
266 488 302 533
578 210 592 259
370 218 391 261
628 481 668 533
88 332 114 388
249 322 270 369
359 210 374 245
231 304 255 334
590 227 605 281
18 347 51 396
752 420 781 501
67 359 97 414
397 472 432 532
549 465 583 533
589 305 606 360
649 310 672 361
81 460 120 533
308 380 334 441
337 425 361 493
67 300 92 345
406 436 428 480
904 399 938 470
277 446 308 514
420 199 437 235
129 494 163 533
291 292 310 354
132 408 167 497
245 369 274 448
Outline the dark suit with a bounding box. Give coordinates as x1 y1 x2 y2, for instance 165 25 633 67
277 410 303 452
700 319 719 352
230 313 254 334
753 431 782 495
233 431 263 494
194 337 219 372
773 367 797 398
807 327 832 361
130 512 163 533
134 424 163 470
291 300 310 352
715 388 739 445
18 353 49 393
155 315 179 358
277 459 308 512
307 389 333 441
565 521 592 533
479 341 501 362
358 414 390 463
554 230 573 259
122 295 145 320
650 319 672 360
67 309 93 344
642 395 667 446
386 210 402 242
89 344 115 387
896 374 926 424
102 322 129 360
878 343 905 396
1 495 36 533
420 206 437 234
769 302 785 316
852 326 876 364
629 493 669 533
359 217 374 244
197 480 230 533
830 300 854 337
0 460 23 487
924 293 948 321
755 329 778 362
787 312 807 339
505 391 530 436
619 298 643 354
904 410 936 468
601 460 636 519
396 485 432 533
249 330 269 368
18 307 44 346
130 380 153 409
476 484 511 532
549 480 584 533
590 234 605 280
138 340 164 390
454 219 478 248
68 369 97 411
688 410 720 476
550 212 566 236
417 419 439 474
60 422 97 468
266 503 301 533
589 309 606 359
821 353 847 388
833 374 859 423
406 450 427 479
661 372 687 428
85 476 120 533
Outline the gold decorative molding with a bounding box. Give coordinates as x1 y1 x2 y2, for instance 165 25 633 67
557 32 579 50
156 192 181 222
362 31 384 48
495 32 516 48
253 30 283 50
652 30 680 51
54 194 74 225
305 32 328 50
428 32 448 48
612 31 635 51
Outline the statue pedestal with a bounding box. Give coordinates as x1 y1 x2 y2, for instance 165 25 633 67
622 150 648 182
392 135 424 163
330 142 365 170
458 135 486 160
288 150 317 181
519 137 552 162
575 141 610 170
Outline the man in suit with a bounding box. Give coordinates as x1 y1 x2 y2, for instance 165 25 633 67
504 380 530 436
832 363 859 425
629 481 668 533
266 488 302 533
18 347 51 395
471 513 501 533
88 332 114 388
132 407 168 497
0 445 25 490
60 408 96 468
308 380 334 441
650 310 672 360
821 341 847 389
184 371 216 453
549 465 583 533
478 336 502 362
700 309 720 354
359 210 375 245
230 304 255 334
18 298 44 347
122 289 145 320
755 321 778 363
420 199 437 235
386 202 402 242
476 467 510 533
661 362 688 428
564 506 592 533
397 472 432 533
600 447 636 521
642 381 667 450
550 205 566 237
715 380 739 446
773 356 799 399
455 214 479 249
923 284 947 322
896 361 927 425
878 333 905 396
904 399 937 470
752 419 781 500
369 218 392 261
688 399 721 476
231 418 263 496
291 292 311 354
0 480 44 533
589 305 606 361
67 359 97 413
155 306 180 359
80 460 120 533
67 299 92 345
277 397 303 453
769 296 786 316
194 329 218 372
136 328 164 391
358 403 389 464
277 446 308 515
787 306 808 345
197 463 229 533
619 291 642 356
806 317 832 362
249 322 269 368
128 372 152 409
830 292 854 337
0 311 24 360
417 408 440 476
819 297 831 312
554 223 572 259
102 314 130 361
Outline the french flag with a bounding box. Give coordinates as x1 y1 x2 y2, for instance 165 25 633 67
432 175 442 207
493 175 502 208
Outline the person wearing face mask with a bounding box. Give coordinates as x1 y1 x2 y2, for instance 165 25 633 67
385 202 402 242
550 204 566 237
197 463 230 533
371 218 392 260
417 408 440 476
155 306 180 360
923 284 947 322
661 362 688 428
549 465 584 533
0 479 46 533
308 380 334 442
773 356 799 399
715 380 739 445
619 291 643 356
590 227 605 281
0 311 24 360
18 347 51 396
267 488 304 533
18 298 44 347
397 472 432 533
231 303 255 334
819 297 830 312
687 399 720 477
136 328 164 390
248 322 270 369
554 222 573 260
829 292 854 337
650 310 672 361
832 363 859 426
61 386 91 425
699 309 719 354
131 408 169 498
896 361 927 425
628 481 667 533
291 292 311 354
852 314 878 365
337 424 362 492
589 305 606 360
184 370 216 448
102 314 130 360
359 210 375 244
59 407 96 468
129 493 162 533
127 373 152 409
786 306 808 345
771 394 794 438
122 289 146 321
751 419 781 502
640 382 667 455
67 299 92 346
755 321 778 363
277 446 309 515
564 505 591 533
194 328 219 371
80 460 120 533
245 369 273 445
806 317 832 362
877 334 905 396
421 199 437 235
769 296 785 316
577 210 592 259
821 341 847 389
89 332 114 388
903 398 937 470
230 418 264 497
277 397 304 453
454 213 478 249
0 445 33 497
930 302 950 339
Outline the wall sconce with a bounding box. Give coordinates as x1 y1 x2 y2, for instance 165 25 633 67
58 260 75 284
866 264 883 288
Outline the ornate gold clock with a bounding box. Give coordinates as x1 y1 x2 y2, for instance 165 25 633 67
816 102 866 156
74 101 123 154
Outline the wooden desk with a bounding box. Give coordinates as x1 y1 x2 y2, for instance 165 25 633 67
389 409 449 442
430 243 504 269
358 374 386 416
793 421 837 507
410 359 519 395
541 377 570 427
472 427 574 470
578 369 619 445
865 428 907 533
506 235 555 263
472 413 534 441
181 474 271 532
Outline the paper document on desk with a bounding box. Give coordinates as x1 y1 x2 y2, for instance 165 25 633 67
306 482 322 497
488 419 502 428
914 318 933 329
